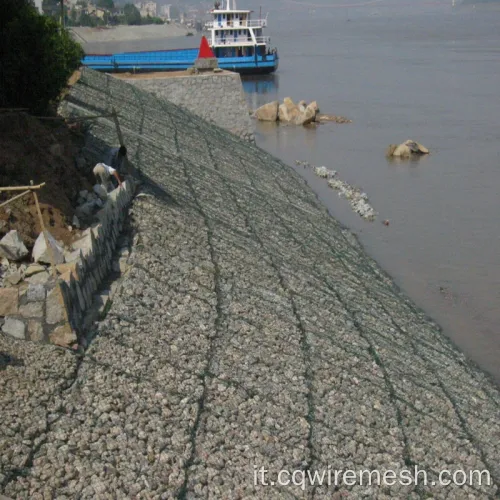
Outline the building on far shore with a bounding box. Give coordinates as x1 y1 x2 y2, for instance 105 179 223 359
134 1 157 18
159 4 172 20
86 3 107 19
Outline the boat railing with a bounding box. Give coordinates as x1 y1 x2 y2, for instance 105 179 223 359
213 36 270 45
206 19 267 28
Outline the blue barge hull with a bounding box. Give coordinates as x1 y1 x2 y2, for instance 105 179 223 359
82 48 278 74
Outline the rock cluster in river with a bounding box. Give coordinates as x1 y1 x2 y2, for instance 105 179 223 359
253 98 351 126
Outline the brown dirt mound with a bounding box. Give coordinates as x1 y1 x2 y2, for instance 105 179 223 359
0 112 93 250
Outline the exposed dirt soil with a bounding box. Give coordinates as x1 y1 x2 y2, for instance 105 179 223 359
0 112 93 249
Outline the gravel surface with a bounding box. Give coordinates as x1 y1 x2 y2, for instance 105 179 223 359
1 69 499 499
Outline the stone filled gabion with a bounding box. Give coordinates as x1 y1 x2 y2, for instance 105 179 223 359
1 68 499 499
122 72 255 143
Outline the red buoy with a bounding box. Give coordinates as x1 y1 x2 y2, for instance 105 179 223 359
198 36 216 59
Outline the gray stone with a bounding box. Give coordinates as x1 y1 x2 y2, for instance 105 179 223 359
26 284 46 303
27 319 44 342
72 215 81 229
25 271 50 285
19 301 44 318
46 287 67 324
32 231 65 265
0 288 18 316
75 201 98 218
65 249 82 263
5 271 22 285
0 230 29 261
49 323 77 347
93 184 108 201
71 234 92 254
2 317 26 339
25 264 46 277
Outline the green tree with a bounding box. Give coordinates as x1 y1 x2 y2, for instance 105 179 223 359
97 0 114 9
1 0 85 113
42 0 60 19
123 3 141 25
79 12 99 26
68 9 78 26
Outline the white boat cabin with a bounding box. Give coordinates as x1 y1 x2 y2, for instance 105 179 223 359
206 0 272 58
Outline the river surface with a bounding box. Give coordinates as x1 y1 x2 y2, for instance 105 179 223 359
79 1 500 382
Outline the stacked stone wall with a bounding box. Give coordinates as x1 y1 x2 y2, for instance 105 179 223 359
0 180 135 346
121 72 254 142
58 180 135 337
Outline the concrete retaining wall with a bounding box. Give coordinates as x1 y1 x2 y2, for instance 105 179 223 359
119 72 255 142
0 180 135 347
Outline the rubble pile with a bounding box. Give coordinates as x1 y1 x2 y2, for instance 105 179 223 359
296 161 377 221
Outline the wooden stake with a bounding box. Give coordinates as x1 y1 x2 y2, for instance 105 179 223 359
0 183 45 192
31 181 57 277
0 190 31 208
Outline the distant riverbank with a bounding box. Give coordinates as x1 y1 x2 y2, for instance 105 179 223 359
71 24 190 50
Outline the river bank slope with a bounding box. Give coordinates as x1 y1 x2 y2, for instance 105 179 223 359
0 68 499 498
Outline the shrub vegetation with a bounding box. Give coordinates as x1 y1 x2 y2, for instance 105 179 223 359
1 0 84 113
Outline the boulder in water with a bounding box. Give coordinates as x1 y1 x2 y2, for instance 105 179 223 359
253 101 279 122
278 97 300 122
387 140 429 158
294 105 317 126
404 139 429 154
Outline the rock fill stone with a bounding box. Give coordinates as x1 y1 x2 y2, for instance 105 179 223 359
32 231 65 265
0 230 29 261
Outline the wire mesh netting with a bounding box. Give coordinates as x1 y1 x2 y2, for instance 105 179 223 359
1 68 498 499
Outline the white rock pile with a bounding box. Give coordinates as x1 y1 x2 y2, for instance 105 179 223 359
296 161 377 221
